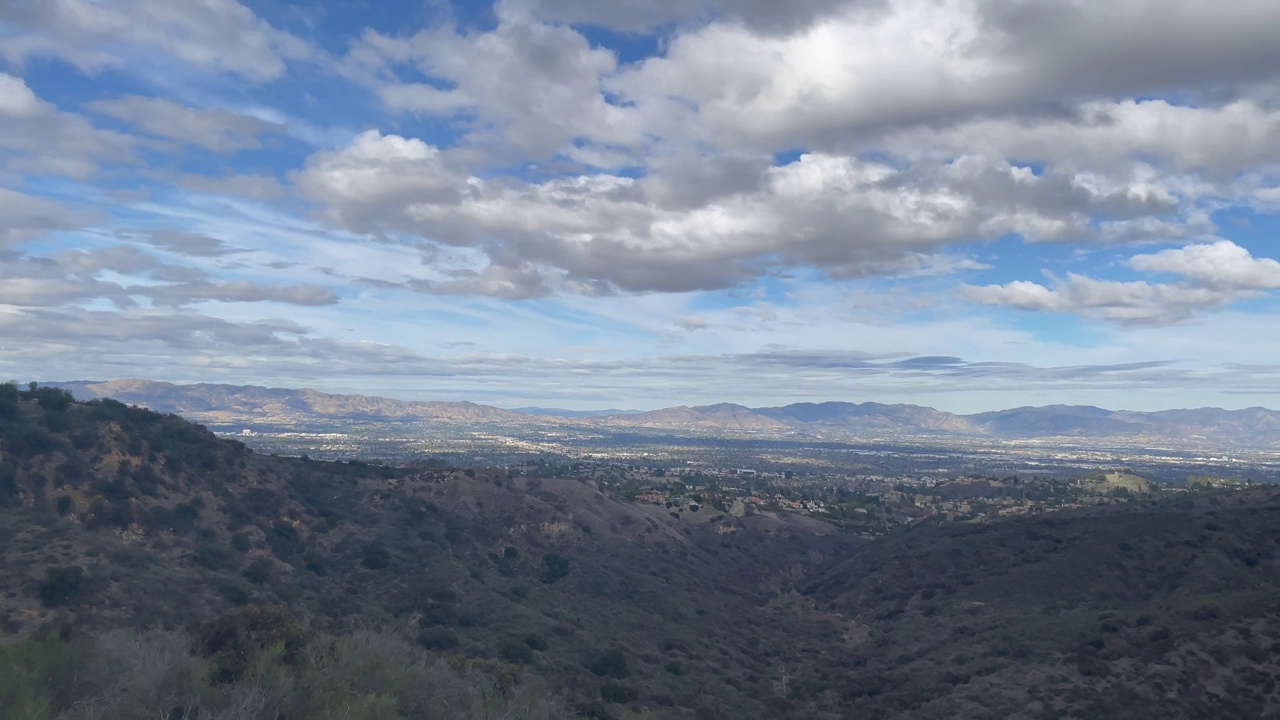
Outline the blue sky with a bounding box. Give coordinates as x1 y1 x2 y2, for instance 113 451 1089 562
3 0 1280 412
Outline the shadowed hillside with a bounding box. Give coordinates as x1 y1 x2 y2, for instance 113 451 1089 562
4 382 1280 718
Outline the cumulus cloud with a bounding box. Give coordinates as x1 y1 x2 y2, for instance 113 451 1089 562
295 0 1280 301
963 241 1280 324
611 0 1280 152
1128 240 1280 291
297 131 1179 295
346 4 638 160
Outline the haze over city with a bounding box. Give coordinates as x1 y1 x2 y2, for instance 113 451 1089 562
3 0 1280 411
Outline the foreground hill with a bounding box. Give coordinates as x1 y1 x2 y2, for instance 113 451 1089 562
0 384 856 718
802 492 1280 718
52 379 1280 447
5 383 1280 718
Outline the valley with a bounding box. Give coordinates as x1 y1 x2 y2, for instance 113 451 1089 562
3 382 1280 718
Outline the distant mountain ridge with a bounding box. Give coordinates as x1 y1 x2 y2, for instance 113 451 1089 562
50 379 1280 448
52 379 531 424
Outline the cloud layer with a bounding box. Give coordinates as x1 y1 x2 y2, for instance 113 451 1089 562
1 0 1279 410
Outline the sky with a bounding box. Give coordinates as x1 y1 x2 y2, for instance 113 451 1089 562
2 0 1280 412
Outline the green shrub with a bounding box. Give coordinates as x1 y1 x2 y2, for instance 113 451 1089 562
541 553 571 584
38 566 87 607
362 541 390 570
419 627 460 651
194 605 309 683
601 683 638 704
500 641 534 665
585 649 630 679
243 558 272 585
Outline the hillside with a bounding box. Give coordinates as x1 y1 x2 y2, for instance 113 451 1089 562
0 384 857 719
802 492 1280 718
5 383 1280 718
50 379 1280 448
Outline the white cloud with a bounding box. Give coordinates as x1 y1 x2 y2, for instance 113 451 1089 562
964 241 1280 324
0 71 45 118
88 96 283 153
0 72 135 180
346 4 640 160
297 130 1190 295
0 187 92 248
1128 240 1280 291
0 0 313 81
611 0 1280 152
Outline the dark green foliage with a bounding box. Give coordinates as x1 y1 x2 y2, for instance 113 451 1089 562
0 626 571 719
268 521 304 561
243 558 272 585
0 382 18 417
195 605 308 682
0 629 93 715
33 387 74 412
0 464 19 508
38 566 87 607
600 683 638 704
584 649 629 679
419 627 460 651
362 541 390 570
540 552 571 584
500 640 534 664
55 494 73 516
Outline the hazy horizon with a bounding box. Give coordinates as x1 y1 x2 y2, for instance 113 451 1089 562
42 377 1280 416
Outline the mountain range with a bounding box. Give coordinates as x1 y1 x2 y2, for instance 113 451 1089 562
50 379 1280 448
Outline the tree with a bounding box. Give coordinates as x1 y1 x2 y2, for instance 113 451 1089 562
38 566 86 607
541 553 571 584
362 541 390 570
0 382 18 417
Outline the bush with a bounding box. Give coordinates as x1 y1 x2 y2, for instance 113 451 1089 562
585 649 630 679
500 641 534 665
195 605 309 683
419 627 460 651
2 626 573 720
38 565 87 607
541 553 571 584
601 683 638 704
243 558 272 585
362 541 390 570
